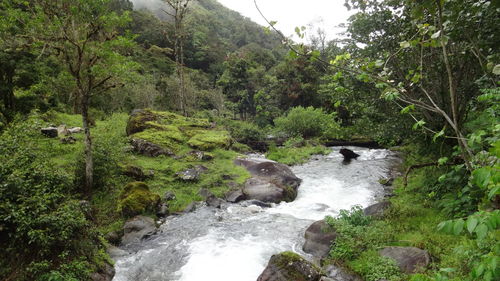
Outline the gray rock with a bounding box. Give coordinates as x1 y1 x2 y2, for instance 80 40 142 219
121 216 157 246
257 252 321 281
107 246 128 259
235 158 302 203
379 246 430 273
176 165 208 181
57 125 69 136
105 231 122 245
60 136 77 144
41 127 58 138
303 220 337 258
131 138 173 157
156 203 169 217
68 127 83 134
199 188 224 208
225 189 246 203
364 201 391 218
90 262 115 281
183 202 197 213
186 150 213 161
163 191 176 201
122 165 146 181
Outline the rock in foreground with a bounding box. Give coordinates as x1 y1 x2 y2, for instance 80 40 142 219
257 251 322 281
379 246 430 273
121 216 157 246
303 220 337 258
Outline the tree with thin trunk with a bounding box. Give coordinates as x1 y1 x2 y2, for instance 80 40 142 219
163 0 192 116
19 0 137 195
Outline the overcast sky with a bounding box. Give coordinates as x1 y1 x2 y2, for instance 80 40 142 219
216 0 353 42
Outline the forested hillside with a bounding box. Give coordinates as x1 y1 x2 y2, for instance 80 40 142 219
0 0 498 280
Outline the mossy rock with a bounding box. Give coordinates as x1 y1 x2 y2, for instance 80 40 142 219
257 251 322 281
132 129 185 152
118 182 160 217
126 109 158 136
188 131 231 151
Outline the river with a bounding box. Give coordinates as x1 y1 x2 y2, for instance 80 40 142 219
113 147 399 281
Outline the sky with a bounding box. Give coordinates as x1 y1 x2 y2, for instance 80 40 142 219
216 0 353 42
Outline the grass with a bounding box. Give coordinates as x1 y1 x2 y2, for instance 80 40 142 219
266 144 331 165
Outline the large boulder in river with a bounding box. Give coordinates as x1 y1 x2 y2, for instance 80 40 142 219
303 220 337 258
121 215 157 246
257 251 322 281
379 246 430 273
339 148 360 160
234 158 302 203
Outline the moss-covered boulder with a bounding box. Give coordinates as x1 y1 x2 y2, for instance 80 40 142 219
118 182 161 217
257 251 322 281
126 109 158 136
187 130 231 150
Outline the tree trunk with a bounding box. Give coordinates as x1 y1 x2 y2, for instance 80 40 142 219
81 90 93 196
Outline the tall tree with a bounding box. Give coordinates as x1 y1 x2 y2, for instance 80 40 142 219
163 0 193 115
22 0 137 194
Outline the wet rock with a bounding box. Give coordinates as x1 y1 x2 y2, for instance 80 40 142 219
379 177 394 186
41 127 58 138
183 202 197 213
364 201 391 218
339 148 360 160
121 216 157 246
156 203 169 217
131 138 173 157
176 165 208 181
303 220 337 258
235 158 302 203
107 245 128 259
163 191 176 201
323 265 363 281
257 251 322 281
90 262 115 281
199 188 224 208
60 136 77 144
379 246 430 273
225 189 246 203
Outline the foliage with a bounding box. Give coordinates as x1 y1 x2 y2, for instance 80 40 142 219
266 144 330 165
274 106 339 139
0 116 103 280
348 250 402 281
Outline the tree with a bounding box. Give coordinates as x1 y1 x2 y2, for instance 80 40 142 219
163 0 193 115
21 0 137 195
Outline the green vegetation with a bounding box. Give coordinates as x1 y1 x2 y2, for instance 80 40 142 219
267 144 331 165
118 182 160 217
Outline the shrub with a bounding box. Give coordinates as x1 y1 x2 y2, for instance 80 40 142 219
274 106 340 139
0 116 101 280
218 119 265 145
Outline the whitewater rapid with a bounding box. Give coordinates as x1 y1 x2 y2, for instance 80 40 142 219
113 147 398 281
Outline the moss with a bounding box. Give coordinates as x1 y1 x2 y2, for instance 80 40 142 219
126 109 157 136
132 129 185 152
266 145 331 165
187 130 231 150
271 251 321 281
118 182 160 217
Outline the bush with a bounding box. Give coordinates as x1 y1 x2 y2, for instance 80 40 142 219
0 116 102 280
218 119 265 145
274 106 339 139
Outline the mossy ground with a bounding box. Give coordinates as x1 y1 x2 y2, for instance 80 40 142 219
38 110 250 233
266 144 331 165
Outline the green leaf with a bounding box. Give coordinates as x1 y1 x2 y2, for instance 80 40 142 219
400 105 415 114
488 185 500 199
400 41 411 48
473 167 492 189
433 129 445 142
269 20 277 26
467 217 478 234
334 101 341 108
493 64 500 75
475 224 488 239
412 120 426 130
453 219 464 235
438 157 448 165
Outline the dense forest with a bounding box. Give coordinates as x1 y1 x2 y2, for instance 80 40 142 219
0 0 498 280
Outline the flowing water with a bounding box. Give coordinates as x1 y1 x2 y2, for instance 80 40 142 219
113 147 400 281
